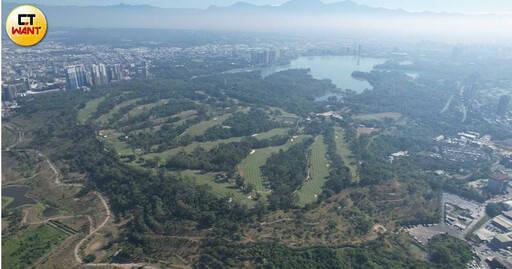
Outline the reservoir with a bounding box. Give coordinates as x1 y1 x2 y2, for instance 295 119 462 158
2 185 36 209
262 55 387 94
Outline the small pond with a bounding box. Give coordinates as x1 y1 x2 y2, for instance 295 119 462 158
2 185 36 209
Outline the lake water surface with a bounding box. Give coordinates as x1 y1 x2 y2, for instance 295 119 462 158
2 185 36 209
262 55 387 93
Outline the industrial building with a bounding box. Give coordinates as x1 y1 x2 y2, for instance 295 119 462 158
488 173 510 194
491 233 512 249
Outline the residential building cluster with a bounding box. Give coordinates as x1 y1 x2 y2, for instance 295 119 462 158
432 132 494 164
65 63 131 89
250 49 281 65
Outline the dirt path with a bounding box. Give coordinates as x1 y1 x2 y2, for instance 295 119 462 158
73 191 110 264
7 125 156 268
3 123 24 150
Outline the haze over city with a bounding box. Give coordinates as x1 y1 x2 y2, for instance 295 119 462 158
3 0 512 43
2 1 512 269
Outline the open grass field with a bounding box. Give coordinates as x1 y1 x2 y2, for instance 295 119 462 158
99 129 135 155
133 110 199 134
180 170 255 208
2 224 67 269
356 127 379 137
297 135 329 206
141 137 244 164
2 127 15 149
249 128 289 139
181 113 232 136
97 98 141 123
267 106 299 118
353 112 402 121
77 97 105 123
123 99 170 119
138 128 292 165
334 127 359 182
237 135 307 192
162 109 198 125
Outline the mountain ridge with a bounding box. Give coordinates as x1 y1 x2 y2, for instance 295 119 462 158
4 0 506 16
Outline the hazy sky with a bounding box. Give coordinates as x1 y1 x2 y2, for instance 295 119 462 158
7 0 512 13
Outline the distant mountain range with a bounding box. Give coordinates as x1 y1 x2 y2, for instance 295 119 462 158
3 0 511 41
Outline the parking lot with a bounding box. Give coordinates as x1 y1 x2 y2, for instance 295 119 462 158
407 193 485 245
406 224 444 245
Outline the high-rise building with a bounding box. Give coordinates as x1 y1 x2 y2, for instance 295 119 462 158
85 71 93 86
98 63 109 85
251 51 260 64
91 64 102 86
144 61 149 78
65 65 87 89
269 50 280 63
2 85 18 101
251 50 279 65
357 44 362 56
113 64 123 81
23 78 30 91
497 95 510 118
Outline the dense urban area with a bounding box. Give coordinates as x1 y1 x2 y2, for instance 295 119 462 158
2 1 512 269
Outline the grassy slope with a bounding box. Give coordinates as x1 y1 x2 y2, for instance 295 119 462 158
297 135 329 206
180 170 255 208
77 97 105 122
97 98 141 123
334 127 359 182
120 110 200 136
2 225 67 268
237 135 306 192
139 128 290 165
142 137 244 163
2 127 15 149
99 129 134 155
182 113 232 136
250 128 289 139
122 99 170 119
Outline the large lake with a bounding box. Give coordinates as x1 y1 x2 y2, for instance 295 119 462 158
262 55 386 94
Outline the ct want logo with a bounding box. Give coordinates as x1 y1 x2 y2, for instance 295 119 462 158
6 5 47 46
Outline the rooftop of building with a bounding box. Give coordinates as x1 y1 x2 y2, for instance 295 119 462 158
504 210 512 220
492 215 512 230
494 233 512 243
490 173 510 181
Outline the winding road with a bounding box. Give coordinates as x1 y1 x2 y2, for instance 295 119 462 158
3 124 156 268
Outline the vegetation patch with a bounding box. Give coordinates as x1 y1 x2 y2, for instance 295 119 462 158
262 137 314 209
181 170 255 207
77 97 105 122
2 127 16 148
334 127 359 182
237 134 307 192
353 112 402 121
2 225 67 269
97 98 141 123
182 113 231 136
297 135 329 206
